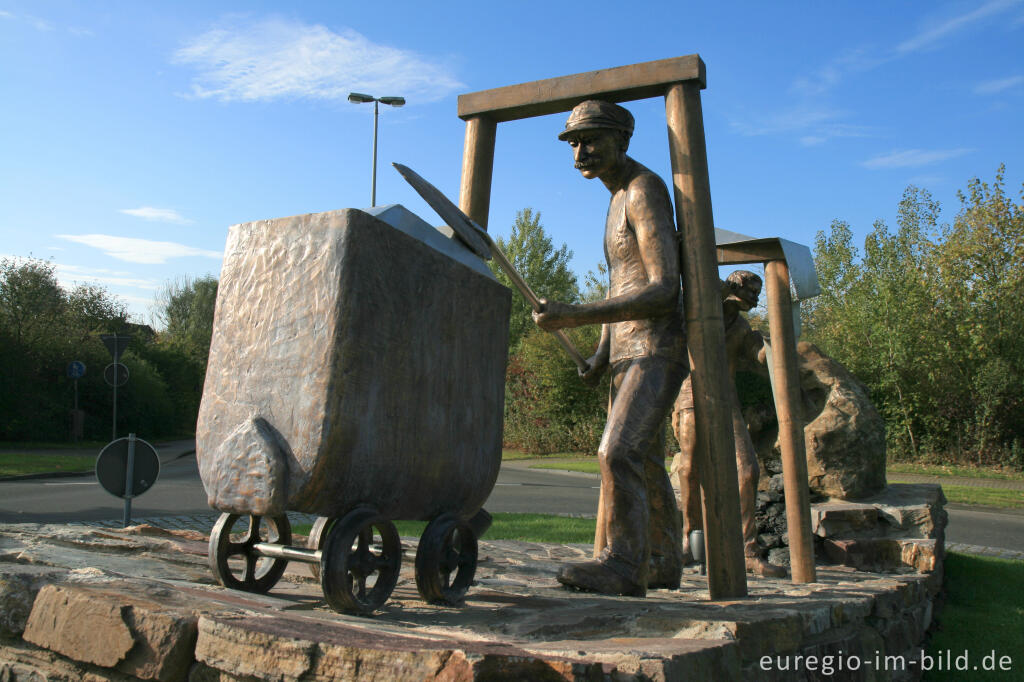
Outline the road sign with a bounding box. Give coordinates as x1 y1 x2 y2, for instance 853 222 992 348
104 362 129 387
66 361 86 379
100 333 132 360
96 435 160 498
96 434 160 527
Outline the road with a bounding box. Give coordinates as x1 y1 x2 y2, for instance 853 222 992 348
1 454 1022 556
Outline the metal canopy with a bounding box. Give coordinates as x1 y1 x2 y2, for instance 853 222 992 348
714 229 821 302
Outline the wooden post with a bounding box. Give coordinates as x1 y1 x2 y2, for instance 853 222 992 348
664 81 747 599
458 115 497 229
593 486 607 557
765 259 817 583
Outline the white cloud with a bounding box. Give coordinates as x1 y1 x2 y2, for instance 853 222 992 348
173 17 463 103
55 234 222 264
896 0 1022 54
790 48 884 97
24 14 54 31
975 75 1024 94
56 264 160 290
908 175 947 187
861 148 973 169
119 206 193 224
730 106 873 144
775 1 1021 145
0 10 13 19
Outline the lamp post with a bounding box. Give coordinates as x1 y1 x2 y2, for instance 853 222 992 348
348 92 405 207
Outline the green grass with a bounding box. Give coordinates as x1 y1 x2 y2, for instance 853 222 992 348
528 458 676 476
0 440 108 451
925 552 1024 680
502 449 589 462
534 461 1024 510
294 512 597 545
888 462 1024 481
529 458 601 474
0 452 94 477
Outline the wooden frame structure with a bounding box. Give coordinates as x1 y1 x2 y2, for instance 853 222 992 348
455 55 815 597
718 238 817 585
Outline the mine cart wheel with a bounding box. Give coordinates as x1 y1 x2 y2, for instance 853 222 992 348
319 508 401 615
415 513 478 605
306 516 333 580
209 513 292 593
307 517 374 580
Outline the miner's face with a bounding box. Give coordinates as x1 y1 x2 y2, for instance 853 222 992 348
727 276 761 311
566 129 624 180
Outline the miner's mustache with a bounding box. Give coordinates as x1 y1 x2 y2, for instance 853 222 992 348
575 160 597 169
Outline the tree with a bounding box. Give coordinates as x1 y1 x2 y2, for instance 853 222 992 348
931 165 1024 460
804 190 944 458
0 257 148 441
152 275 218 367
503 324 608 453
0 257 66 349
580 262 609 303
804 168 1024 466
488 209 579 351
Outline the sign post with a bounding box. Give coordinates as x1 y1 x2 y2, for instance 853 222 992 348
66 361 86 441
100 334 131 440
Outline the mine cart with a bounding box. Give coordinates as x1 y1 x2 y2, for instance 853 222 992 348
197 204 511 615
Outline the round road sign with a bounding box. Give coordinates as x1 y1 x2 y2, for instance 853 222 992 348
104 362 129 387
67 361 86 379
95 436 160 499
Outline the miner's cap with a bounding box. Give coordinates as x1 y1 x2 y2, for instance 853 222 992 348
557 100 635 141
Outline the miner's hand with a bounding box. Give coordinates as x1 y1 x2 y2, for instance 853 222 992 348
532 298 576 332
579 350 608 387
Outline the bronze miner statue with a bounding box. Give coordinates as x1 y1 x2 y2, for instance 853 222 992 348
533 100 686 596
670 270 787 578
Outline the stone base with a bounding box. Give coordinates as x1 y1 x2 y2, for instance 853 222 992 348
0 522 942 681
757 483 947 590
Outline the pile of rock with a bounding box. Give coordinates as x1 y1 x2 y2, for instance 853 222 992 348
756 483 947 586
747 341 887 501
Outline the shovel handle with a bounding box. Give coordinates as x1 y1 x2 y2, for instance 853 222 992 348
489 244 590 373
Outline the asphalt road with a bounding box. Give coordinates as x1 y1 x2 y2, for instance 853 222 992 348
1 453 1023 556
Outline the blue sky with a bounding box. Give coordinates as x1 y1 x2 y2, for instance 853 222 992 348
2 1 1022 323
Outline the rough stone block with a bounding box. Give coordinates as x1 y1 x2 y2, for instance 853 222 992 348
810 503 880 538
749 342 888 499
863 484 947 539
23 584 136 667
0 564 64 637
526 638 740 681
195 614 610 681
822 537 940 576
197 206 511 520
22 583 198 681
0 639 140 681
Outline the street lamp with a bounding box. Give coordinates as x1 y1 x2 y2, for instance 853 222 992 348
348 92 406 207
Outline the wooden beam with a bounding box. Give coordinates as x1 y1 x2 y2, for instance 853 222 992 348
765 259 817 584
458 116 497 229
458 55 705 123
665 81 747 599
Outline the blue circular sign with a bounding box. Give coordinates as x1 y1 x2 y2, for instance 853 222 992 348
67 361 86 379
